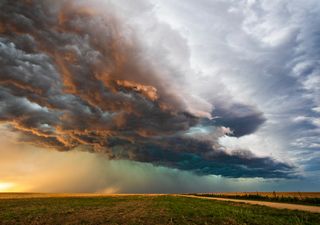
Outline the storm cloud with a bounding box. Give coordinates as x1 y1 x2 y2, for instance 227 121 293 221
0 0 295 178
210 103 266 137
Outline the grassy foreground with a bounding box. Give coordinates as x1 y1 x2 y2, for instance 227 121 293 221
0 195 320 225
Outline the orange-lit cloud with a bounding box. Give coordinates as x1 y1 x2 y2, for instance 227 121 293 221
0 0 294 179
116 80 158 101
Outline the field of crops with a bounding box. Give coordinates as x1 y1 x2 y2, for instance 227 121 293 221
195 192 320 198
0 194 320 225
193 192 320 206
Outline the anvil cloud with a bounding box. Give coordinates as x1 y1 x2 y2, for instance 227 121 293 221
2 0 318 186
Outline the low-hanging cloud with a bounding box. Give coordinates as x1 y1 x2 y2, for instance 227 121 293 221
0 0 295 178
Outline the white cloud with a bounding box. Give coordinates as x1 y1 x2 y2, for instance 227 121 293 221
148 0 320 173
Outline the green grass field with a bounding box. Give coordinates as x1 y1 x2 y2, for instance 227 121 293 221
0 195 320 225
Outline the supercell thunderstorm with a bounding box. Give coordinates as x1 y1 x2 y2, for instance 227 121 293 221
0 0 295 178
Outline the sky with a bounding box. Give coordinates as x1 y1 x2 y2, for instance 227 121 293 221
0 0 319 193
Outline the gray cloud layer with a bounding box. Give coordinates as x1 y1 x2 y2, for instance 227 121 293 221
0 0 295 178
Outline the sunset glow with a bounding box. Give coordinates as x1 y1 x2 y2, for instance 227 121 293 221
0 182 15 192
0 0 319 193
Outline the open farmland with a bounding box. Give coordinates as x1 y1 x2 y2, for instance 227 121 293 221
0 193 320 225
195 192 320 198
193 192 320 206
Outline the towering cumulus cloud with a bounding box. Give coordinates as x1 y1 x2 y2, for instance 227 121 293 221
0 0 294 178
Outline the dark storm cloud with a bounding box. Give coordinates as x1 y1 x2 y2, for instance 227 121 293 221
107 136 294 178
210 103 266 137
0 0 295 178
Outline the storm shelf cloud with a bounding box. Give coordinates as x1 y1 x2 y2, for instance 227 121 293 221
1 0 315 182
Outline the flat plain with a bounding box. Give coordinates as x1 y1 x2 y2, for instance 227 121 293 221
192 192 320 207
194 192 320 198
0 193 320 225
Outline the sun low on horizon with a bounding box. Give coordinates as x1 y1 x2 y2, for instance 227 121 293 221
0 182 15 192
0 0 319 194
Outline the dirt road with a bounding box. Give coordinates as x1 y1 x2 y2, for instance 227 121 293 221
179 195 320 213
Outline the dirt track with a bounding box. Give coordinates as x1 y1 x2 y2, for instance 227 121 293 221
179 195 320 213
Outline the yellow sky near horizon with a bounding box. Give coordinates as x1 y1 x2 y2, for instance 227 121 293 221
0 125 117 193
0 125 288 194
